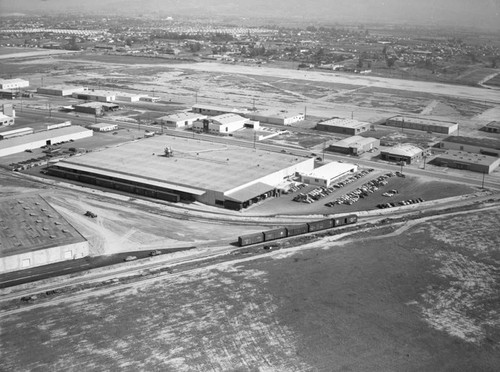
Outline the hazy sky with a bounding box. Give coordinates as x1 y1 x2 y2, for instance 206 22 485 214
1 0 499 30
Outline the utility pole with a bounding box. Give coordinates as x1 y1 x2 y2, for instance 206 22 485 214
195 90 198 104
481 171 485 189
351 111 353 120
253 131 256 149
304 106 307 120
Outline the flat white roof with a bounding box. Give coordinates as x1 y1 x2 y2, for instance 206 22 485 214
0 78 28 84
304 161 356 179
319 118 369 129
0 127 33 135
39 85 85 90
212 113 246 125
0 126 92 150
88 123 117 129
251 110 303 119
334 135 377 147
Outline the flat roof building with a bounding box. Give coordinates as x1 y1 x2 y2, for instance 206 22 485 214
0 126 93 157
0 127 34 140
380 144 424 164
328 135 380 155
0 113 15 127
316 118 370 135
0 78 29 90
192 104 245 116
157 112 208 128
193 114 251 134
431 150 500 174
440 136 500 157
301 162 358 187
48 136 315 210
72 90 116 102
87 123 118 132
116 92 143 102
37 85 87 96
0 195 89 273
247 110 305 125
386 116 458 134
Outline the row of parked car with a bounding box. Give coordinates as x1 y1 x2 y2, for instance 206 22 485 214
325 172 396 207
377 198 424 209
293 169 375 204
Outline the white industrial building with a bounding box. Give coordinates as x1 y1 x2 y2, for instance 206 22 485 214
193 114 252 134
0 195 89 274
157 112 208 128
0 78 29 90
328 136 380 155
0 127 34 140
380 144 424 164
301 162 358 187
116 92 143 102
0 113 15 127
317 118 370 135
247 110 305 125
37 85 87 96
87 123 118 132
0 126 93 157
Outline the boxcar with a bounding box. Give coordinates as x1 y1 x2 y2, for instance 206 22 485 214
332 217 345 227
346 214 358 224
263 227 287 241
238 232 265 247
307 218 334 232
285 224 309 237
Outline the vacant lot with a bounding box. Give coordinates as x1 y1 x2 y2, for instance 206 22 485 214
1 207 498 371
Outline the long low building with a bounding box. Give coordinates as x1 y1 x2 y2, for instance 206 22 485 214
301 162 358 187
193 114 253 134
192 104 245 116
74 102 119 115
0 127 34 140
87 123 118 132
431 150 500 174
0 195 89 273
48 136 315 210
328 135 380 155
0 126 93 157
386 116 458 134
247 110 304 125
440 136 500 157
316 118 370 135
380 144 424 164
0 78 29 90
72 90 116 102
37 85 87 96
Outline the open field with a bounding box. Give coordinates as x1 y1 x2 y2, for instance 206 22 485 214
1 207 498 371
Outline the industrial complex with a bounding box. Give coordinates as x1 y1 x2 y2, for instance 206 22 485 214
0 195 89 274
47 136 316 210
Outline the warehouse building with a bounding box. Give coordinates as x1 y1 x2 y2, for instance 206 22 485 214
139 96 160 103
380 144 423 164
116 92 143 102
247 110 304 125
301 162 358 187
157 112 208 128
37 85 87 96
73 102 119 115
48 136 315 210
440 136 500 157
0 195 89 274
192 114 253 134
316 118 370 135
72 90 116 102
431 150 500 174
87 123 118 132
385 116 458 134
0 78 29 90
328 135 380 155
482 121 500 134
192 104 245 116
0 126 93 157
0 127 34 140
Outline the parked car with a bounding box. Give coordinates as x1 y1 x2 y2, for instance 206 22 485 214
124 255 137 262
84 211 97 218
149 250 162 256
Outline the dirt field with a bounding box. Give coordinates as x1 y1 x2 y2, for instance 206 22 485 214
1 207 498 371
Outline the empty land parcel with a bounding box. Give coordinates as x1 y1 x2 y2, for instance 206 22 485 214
1 207 498 371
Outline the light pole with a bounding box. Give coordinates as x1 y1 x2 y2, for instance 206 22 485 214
481 171 486 189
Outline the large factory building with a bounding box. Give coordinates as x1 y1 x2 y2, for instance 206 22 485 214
0 126 93 157
0 195 89 273
48 136 315 210
440 136 500 157
385 116 458 134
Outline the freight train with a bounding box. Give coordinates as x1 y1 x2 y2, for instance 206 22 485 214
238 214 358 247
